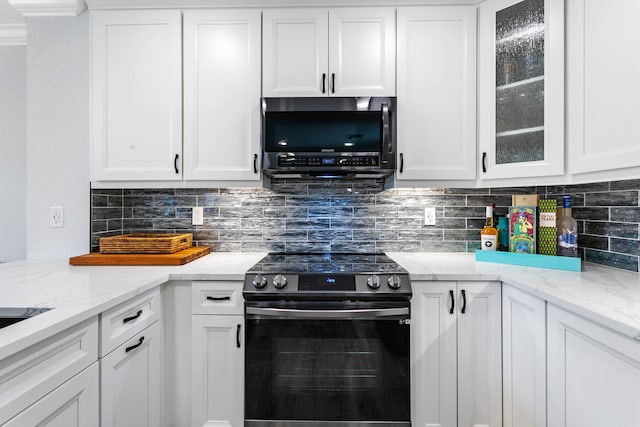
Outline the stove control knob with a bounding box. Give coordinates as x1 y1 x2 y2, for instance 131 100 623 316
367 275 380 290
273 274 287 289
252 274 267 289
387 275 401 290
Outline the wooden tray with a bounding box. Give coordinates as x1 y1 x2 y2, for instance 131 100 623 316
70 246 211 266
99 233 193 254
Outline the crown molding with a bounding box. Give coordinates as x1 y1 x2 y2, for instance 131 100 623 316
7 0 86 16
85 0 476 9
0 23 27 45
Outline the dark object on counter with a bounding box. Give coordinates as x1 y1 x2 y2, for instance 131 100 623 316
497 216 509 251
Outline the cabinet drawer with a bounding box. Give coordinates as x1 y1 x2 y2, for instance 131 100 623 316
100 288 161 357
191 281 243 315
0 317 98 425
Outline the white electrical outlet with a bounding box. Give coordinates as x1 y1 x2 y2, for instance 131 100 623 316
50 207 64 227
424 207 436 226
192 207 204 226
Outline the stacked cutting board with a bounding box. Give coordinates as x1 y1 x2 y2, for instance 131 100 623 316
69 233 211 266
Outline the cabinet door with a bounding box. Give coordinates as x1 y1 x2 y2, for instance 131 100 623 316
100 321 163 427
457 281 502 427
91 10 182 181
396 6 476 181
262 9 328 97
411 281 457 427
502 285 546 427
2 363 98 427
183 10 261 181
329 8 396 96
567 0 640 174
547 305 640 427
477 0 564 180
191 315 243 427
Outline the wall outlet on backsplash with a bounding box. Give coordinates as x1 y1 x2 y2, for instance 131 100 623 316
424 207 436 226
50 206 63 228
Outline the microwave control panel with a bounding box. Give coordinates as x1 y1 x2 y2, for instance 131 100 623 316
277 155 379 167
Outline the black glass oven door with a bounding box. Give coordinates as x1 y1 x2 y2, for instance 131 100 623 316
244 304 410 424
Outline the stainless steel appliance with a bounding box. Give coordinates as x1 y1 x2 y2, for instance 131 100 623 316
261 97 396 179
243 252 411 427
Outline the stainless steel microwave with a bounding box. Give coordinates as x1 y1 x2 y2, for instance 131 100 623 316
261 97 396 179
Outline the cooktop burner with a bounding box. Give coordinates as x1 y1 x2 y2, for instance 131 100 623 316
246 252 409 275
244 252 411 300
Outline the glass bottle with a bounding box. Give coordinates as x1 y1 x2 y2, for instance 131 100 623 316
480 205 499 251
557 195 578 257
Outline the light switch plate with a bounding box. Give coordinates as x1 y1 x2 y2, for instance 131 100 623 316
192 207 204 226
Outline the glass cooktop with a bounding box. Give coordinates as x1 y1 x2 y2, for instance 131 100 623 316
247 252 408 275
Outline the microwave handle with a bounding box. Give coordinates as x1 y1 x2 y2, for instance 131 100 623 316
382 103 391 155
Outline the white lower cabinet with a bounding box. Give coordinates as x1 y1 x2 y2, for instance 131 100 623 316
547 305 640 427
99 289 164 427
100 321 163 427
412 281 502 427
2 363 99 427
0 318 99 426
502 285 546 427
191 281 244 427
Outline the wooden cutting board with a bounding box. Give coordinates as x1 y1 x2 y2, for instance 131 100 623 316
69 246 211 266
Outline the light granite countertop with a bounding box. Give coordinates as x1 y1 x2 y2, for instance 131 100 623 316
1 251 640 361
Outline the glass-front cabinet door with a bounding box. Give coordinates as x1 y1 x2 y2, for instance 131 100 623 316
478 0 564 181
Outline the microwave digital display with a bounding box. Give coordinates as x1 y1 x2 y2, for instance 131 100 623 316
264 111 381 153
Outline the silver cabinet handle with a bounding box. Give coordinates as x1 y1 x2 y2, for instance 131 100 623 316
246 306 409 319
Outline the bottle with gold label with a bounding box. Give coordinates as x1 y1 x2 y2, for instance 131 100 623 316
480 205 498 251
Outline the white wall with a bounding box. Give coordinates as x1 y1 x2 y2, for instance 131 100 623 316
26 13 90 259
0 46 26 261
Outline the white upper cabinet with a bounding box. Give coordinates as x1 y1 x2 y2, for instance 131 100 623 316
262 7 396 97
262 9 328 97
477 0 564 181
567 0 640 175
91 10 183 181
183 9 261 181
396 6 476 181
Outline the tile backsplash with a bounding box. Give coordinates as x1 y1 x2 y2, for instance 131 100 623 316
91 178 640 272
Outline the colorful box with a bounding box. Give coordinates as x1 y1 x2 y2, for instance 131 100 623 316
538 199 557 256
509 206 537 254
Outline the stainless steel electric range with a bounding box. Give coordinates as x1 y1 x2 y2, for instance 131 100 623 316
243 252 412 427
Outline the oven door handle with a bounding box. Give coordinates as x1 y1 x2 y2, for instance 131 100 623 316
245 306 409 319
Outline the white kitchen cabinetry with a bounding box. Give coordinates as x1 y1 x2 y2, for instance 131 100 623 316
262 7 395 97
502 285 546 427
191 281 243 427
183 10 261 182
91 10 182 181
0 318 98 426
2 363 99 427
412 281 502 427
567 0 640 175
99 289 163 427
477 0 564 181
100 322 163 427
547 305 640 427
396 6 476 181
